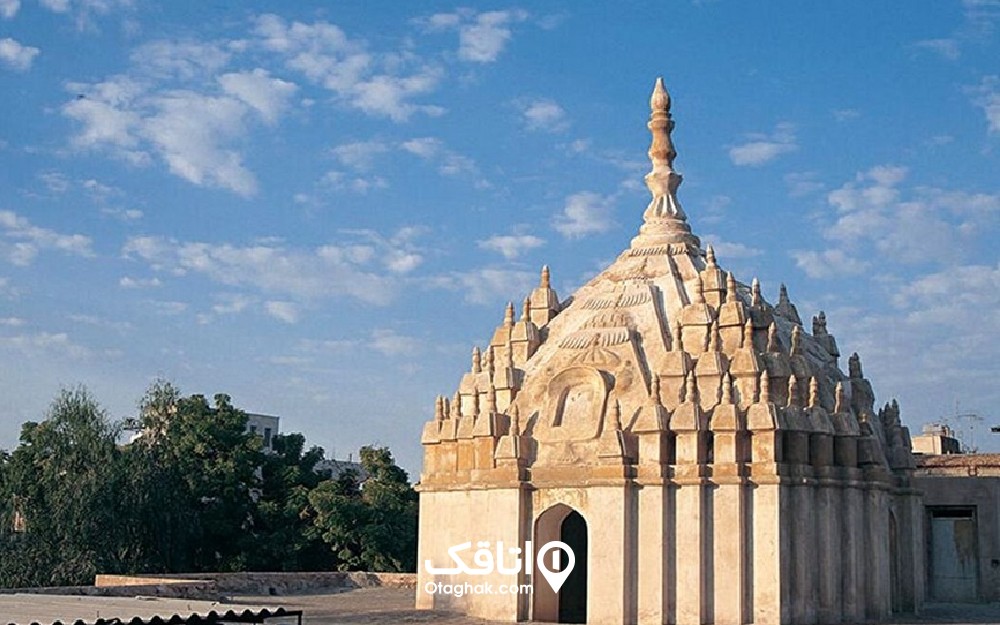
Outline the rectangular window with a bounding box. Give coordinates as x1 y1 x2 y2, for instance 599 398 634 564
264 427 272 448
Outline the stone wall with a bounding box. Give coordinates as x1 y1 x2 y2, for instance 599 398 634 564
2 572 415 601
96 571 417 595
915 454 1000 603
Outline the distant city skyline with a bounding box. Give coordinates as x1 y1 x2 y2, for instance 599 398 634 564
0 1 997 475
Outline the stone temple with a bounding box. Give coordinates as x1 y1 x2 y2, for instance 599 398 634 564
416 78 925 625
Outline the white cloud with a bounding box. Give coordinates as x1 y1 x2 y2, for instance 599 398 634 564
552 192 616 239
792 165 999 279
728 122 798 167
38 0 134 30
0 210 94 266
516 98 569 132
38 171 70 194
130 39 231 80
827 262 1000 423
212 293 254 315
784 172 825 198
968 75 1000 135
0 0 19 19
400 137 483 181
478 232 545 259
421 8 529 63
61 37 304 196
832 109 861 122
149 300 187 315
701 235 763 260
791 248 870 279
264 300 299 324
371 328 421 356
331 140 389 171
63 68 295 196
0 316 24 326
122 231 415 306
218 68 297 124
102 207 143 221
253 14 444 122
321 170 388 194
0 38 39 72
0 331 89 359
119 276 161 289
430 268 537 305
913 38 961 60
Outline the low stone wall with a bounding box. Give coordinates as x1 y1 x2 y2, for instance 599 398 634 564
0 579 219 600
96 571 416 596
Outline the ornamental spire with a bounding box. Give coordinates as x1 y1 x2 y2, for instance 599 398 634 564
632 77 699 250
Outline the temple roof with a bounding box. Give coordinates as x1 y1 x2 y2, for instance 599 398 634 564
423 78 912 473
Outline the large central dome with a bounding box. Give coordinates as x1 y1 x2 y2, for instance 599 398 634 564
419 77 911 476
415 78 922 625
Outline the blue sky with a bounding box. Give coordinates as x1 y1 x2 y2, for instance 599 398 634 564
1 1 998 474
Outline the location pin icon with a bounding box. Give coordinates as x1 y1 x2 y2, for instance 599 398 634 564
536 541 575 593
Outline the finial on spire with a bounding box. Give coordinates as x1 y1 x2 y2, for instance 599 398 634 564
726 271 737 303
634 77 699 249
504 301 514 326
722 372 733 405
708 319 720 352
648 77 676 168
685 372 698 404
760 372 771 403
510 404 521 436
693 277 705 304
521 296 531 322
834 381 846 413
443 396 450 419
452 391 463 418
435 395 444 422
813 310 828 336
650 375 662 406
484 346 495 376
848 352 863 379
790 325 802 356
787 376 800 408
540 265 551 288
706 245 717 266
751 277 762 307
487 384 498 414
472 346 482 373
779 283 790 305
767 322 781 353
743 318 754 350
809 376 820 409
470 389 480 417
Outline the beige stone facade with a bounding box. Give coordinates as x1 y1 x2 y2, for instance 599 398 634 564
416 79 925 624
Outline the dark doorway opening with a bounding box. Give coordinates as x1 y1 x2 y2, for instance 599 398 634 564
558 510 588 624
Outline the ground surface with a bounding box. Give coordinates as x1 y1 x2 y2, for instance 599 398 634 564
232 587 1000 625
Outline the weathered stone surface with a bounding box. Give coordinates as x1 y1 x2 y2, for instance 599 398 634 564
416 78 924 625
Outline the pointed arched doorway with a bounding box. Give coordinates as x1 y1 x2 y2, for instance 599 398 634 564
533 504 589 623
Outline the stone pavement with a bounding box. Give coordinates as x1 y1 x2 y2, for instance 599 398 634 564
233 587 1000 625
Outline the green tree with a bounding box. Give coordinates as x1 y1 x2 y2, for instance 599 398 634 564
0 387 129 587
128 381 263 572
309 445 418 572
249 432 334 571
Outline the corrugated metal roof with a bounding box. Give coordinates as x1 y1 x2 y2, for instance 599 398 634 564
0 594 301 625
